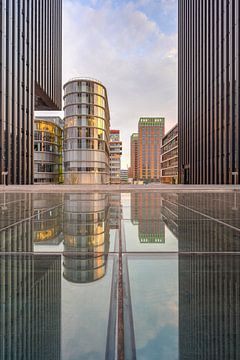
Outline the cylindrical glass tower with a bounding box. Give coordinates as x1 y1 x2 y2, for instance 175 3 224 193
63 78 110 184
63 193 110 283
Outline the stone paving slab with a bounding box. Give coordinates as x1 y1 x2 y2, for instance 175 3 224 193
0 184 239 193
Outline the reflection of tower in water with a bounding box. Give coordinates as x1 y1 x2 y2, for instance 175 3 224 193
176 194 240 359
131 192 165 243
0 255 61 359
63 193 110 283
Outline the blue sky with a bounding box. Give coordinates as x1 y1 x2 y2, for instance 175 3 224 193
38 0 178 168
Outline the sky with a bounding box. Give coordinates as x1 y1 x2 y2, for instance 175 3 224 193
37 0 178 168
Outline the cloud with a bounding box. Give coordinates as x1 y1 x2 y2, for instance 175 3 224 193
62 0 177 167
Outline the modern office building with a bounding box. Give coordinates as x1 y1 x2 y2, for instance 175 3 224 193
109 130 122 184
130 133 139 181
0 1 62 185
34 117 63 184
161 124 178 184
138 117 165 182
179 1 240 184
63 78 110 184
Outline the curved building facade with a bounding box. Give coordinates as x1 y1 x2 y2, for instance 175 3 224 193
63 78 110 184
34 117 63 184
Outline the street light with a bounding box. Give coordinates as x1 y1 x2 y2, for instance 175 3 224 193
2 171 8 187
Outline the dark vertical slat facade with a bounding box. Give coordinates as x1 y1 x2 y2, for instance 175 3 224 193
0 0 62 185
179 0 240 184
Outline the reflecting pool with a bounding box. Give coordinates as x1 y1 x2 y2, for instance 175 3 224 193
0 191 239 359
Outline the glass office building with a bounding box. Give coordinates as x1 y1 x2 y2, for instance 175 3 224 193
63 78 110 184
34 117 63 184
179 0 240 184
0 0 62 184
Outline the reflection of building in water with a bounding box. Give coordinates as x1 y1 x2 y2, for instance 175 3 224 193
131 193 165 243
161 194 179 239
63 193 110 283
0 193 34 252
0 255 61 359
161 193 240 252
179 254 240 360
109 194 122 229
157 191 240 359
33 194 63 245
176 193 240 252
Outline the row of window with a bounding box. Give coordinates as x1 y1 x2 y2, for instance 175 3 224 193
162 138 178 153
35 163 59 173
34 143 61 153
161 159 178 169
64 212 105 223
65 104 106 118
64 127 106 140
162 127 178 146
64 139 107 151
64 93 106 108
162 168 178 176
162 148 178 162
34 122 62 136
64 166 107 173
34 131 61 144
65 116 106 130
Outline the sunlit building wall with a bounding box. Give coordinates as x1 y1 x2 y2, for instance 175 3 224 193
34 117 63 184
161 124 178 184
63 78 110 184
138 118 165 182
110 130 122 184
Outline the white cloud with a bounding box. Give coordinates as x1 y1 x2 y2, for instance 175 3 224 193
62 0 177 167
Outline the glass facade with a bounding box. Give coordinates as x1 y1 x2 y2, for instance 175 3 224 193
34 117 63 184
63 79 110 184
161 124 178 184
179 0 240 184
0 0 62 185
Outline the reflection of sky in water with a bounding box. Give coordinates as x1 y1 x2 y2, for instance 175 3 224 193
124 221 178 252
128 257 178 360
62 259 113 360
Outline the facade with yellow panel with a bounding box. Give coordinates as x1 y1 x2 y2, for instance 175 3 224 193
63 78 110 184
34 117 63 183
